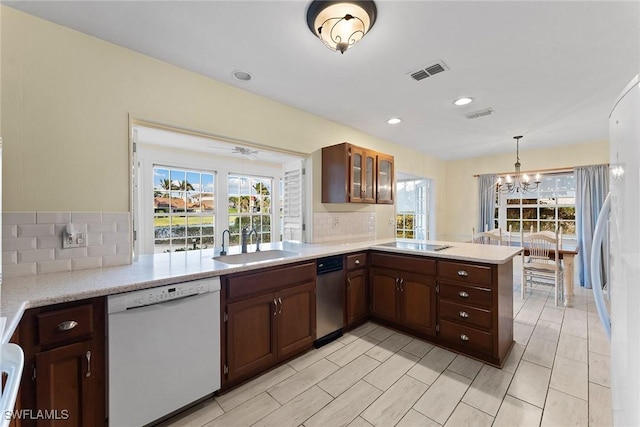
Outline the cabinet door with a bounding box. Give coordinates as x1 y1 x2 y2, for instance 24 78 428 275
226 293 278 382
376 153 394 204
363 151 376 203
346 269 367 325
349 146 365 202
277 282 316 360
400 272 437 336
35 340 97 427
370 267 398 322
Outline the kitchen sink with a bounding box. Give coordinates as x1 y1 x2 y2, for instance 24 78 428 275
213 249 299 265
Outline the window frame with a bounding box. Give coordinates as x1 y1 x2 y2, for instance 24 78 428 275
136 143 284 255
395 178 433 241
494 171 576 238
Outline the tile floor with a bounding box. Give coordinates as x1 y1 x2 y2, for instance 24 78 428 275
161 268 612 427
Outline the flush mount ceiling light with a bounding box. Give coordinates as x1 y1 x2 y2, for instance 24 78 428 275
306 0 377 54
387 117 402 125
232 70 253 82
497 136 541 194
453 97 474 106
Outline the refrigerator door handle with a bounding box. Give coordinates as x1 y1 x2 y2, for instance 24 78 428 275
590 192 611 339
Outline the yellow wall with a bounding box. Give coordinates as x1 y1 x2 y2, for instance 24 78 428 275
443 139 609 241
1 7 610 243
1 7 447 238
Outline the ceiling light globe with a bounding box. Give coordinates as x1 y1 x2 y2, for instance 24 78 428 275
307 1 377 54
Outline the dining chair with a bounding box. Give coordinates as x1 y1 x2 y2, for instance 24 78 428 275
472 227 503 245
521 227 564 306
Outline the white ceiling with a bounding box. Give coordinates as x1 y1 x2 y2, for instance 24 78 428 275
6 1 639 160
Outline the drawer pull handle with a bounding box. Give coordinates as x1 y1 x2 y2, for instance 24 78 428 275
273 299 278 316
459 311 469 318
458 291 469 298
457 270 469 277
395 277 400 291
460 334 470 341
354 259 360 265
57 320 78 332
278 297 283 314
85 351 92 377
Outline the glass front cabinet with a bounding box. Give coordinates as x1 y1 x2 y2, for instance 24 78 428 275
322 142 394 204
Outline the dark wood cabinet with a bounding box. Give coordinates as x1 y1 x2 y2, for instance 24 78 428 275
376 153 394 204
35 341 97 427
369 251 513 367
370 253 437 338
16 298 106 427
222 262 316 389
322 142 394 204
437 259 514 366
345 253 368 327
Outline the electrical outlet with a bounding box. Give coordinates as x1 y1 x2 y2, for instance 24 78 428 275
62 223 87 249
388 217 395 226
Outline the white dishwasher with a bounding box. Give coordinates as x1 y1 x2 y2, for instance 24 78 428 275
108 277 220 427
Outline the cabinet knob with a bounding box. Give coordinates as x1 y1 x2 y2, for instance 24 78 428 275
273 299 278 316
460 334 470 341
354 259 360 265
459 311 469 318
457 270 469 277
278 297 283 314
56 320 78 332
458 291 469 298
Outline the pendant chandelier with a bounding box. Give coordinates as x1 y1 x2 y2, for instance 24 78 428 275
497 136 541 194
306 0 377 54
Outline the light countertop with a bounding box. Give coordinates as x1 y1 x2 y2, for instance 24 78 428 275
1 239 522 343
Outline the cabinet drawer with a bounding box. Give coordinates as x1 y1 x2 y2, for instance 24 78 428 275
226 262 315 300
37 304 94 347
439 261 491 286
439 300 492 330
439 319 493 355
371 252 436 276
346 253 367 271
439 282 492 308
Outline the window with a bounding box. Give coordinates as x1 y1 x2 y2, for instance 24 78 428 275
494 173 576 236
152 167 216 253
227 175 272 245
134 125 308 256
396 178 432 240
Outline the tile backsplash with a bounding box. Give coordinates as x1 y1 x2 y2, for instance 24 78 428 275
313 212 376 243
2 211 131 278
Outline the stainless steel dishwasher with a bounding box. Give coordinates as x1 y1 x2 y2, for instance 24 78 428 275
315 255 345 347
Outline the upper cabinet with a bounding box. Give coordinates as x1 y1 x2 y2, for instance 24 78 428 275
376 153 394 204
322 142 394 204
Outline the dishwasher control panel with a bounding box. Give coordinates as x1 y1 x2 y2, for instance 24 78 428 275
108 277 221 313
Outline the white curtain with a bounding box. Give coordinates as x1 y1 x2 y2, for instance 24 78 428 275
575 164 609 288
478 174 497 232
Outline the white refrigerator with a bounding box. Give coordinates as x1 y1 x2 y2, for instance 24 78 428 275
594 74 640 426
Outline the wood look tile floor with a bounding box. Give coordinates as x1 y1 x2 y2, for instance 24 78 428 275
160 268 612 427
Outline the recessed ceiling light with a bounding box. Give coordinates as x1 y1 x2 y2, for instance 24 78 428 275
453 97 474 106
387 117 402 125
232 70 253 82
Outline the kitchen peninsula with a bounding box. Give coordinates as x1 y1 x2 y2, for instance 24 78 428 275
2 238 521 424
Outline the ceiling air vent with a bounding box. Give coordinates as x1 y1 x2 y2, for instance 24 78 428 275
408 60 448 81
465 108 495 119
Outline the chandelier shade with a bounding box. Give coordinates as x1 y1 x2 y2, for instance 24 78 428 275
497 136 541 194
306 0 377 54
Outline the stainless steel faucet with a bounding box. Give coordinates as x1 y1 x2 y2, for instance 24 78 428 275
241 227 261 253
220 229 230 256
